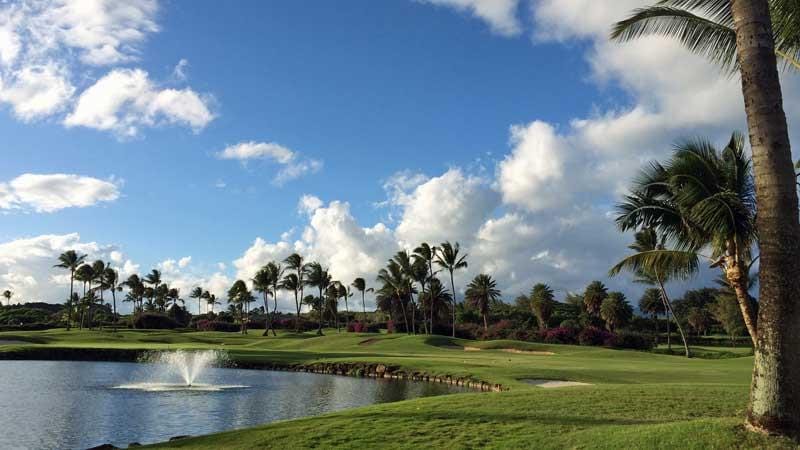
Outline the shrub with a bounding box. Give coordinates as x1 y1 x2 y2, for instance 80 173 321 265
386 320 395 334
481 320 516 340
578 326 614 346
559 319 579 330
196 320 240 332
540 326 578 344
608 330 654 350
454 322 481 340
133 313 180 330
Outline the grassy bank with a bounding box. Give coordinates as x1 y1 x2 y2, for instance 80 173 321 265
0 329 796 449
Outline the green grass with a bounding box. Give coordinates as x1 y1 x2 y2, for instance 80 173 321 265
1 329 797 449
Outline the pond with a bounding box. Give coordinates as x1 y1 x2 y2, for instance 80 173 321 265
0 357 466 449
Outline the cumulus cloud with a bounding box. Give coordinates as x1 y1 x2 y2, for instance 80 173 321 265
217 141 323 185
417 0 522 36
0 233 136 304
0 1 214 135
0 173 120 212
64 68 214 136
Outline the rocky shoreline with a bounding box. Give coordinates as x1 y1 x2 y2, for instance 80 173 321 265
0 346 505 392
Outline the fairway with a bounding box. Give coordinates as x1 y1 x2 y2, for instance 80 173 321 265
0 329 796 449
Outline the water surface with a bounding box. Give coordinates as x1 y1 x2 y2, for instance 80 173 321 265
0 360 465 449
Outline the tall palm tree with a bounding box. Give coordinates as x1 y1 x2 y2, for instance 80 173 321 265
144 269 162 305
122 274 145 317
2 290 12 307
102 267 120 332
414 243 439 336
337 282 351 329
227 280 252 334
419 278 451 333
54 250 87 330
377 260 411 334
391 250 417 334
205 292 219 314
351 277 372 323
280 273 301 331
266 262 284 336
612 0 800 435
190 286 205 318
609 228 693 357
410 257 430 334
530 283 554 331
435 241 468 337
284 253 306 328
75 264 94 329
253 266 276 337
464 274 500 331
325 284 340 332
304 262 331 335
639 288 666 345
614 133 757 345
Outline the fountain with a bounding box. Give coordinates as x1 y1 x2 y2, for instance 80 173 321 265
115 350 246 392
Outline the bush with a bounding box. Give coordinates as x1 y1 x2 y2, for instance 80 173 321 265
196 319 240 332
386 320 395 334
540 326 578 344
559 319 579 330
133 313 180 329
608 330 654 350
454 322 481 340
578 326 614 346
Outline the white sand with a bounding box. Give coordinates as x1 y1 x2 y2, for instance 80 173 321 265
523 379 592 388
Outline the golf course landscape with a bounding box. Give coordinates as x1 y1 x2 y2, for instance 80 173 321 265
1 329 796 449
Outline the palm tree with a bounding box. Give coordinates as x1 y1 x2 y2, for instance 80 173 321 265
613 1 800 435
280 273 301 331
227 280 253 334
144 269 162 305
583 281 608 317
609 228 692 357
377 260 411 333
414 243 439 336
266 262 284 336
464 274 500 331
75 264 94 329
391 250 417 334
304 262 331 335
639 288 666 345
325 284 340 332
530 283 555 331
435 241 467 337
205 292 219 314
337 282 351 329
614 133 757 345
2 290 12 307
600 292 633 332
253 265 276 337
351 277 372 324
122 274 145 317
54 250 87 330
190 286 205 318
284 253 306 329
102 267 120 331
419 278 452 333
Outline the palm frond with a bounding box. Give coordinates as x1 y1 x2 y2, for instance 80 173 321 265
609 249 699 280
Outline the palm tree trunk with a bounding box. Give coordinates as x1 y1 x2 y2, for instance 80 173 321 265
398 296 409 334
449 270 456 338
483 313 488 332
344 296 350 329
730 0 800 437
67 270 74 331
361 291 366 323
294 289 301 332
725 259 758 346
317 288 324 336
263 293 271 336
272 292 278 336
409 293 416 335
657 278 690 358
111 288 117 333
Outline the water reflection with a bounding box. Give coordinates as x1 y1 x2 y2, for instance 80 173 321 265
0 360 467 449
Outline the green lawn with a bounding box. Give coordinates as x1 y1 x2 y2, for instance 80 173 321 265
0 329 796 449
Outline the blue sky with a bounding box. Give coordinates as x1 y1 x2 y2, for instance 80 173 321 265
1 0 795 311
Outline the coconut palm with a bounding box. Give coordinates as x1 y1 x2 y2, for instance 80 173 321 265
54 250 87 330
419 278 452 333
391 250 418 334
351 277 372 323
435 241 468 337
614 133 757 345
102 267 120 331
611 0 800 73
600 292 633 332
75 264 94 329
1 290 11 307
144 270 162 303
304 262 331 335
190 286 205 317
613 1 800 434
414 243 439 336
530 283 555 331
227 280 253 334
337 282 351 329
410 257 430 334
205 292 219 314
284 253 306 327
122 274 145 317
377 259 411 333
464 274 500 331
266 262 284 335
609 228 693 357
583 281 608 317
253 265 277 337
280 273 301 331
325 284 340 332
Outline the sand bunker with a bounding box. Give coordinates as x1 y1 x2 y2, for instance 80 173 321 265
0 340 30 346
461 346 554 355
523 379 592 388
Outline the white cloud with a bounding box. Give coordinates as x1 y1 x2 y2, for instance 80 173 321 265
217 141 323 185
298 194 323 216
178 256 191 268
0 233 131 304
0 173 120 213
64 68 214 136
172 58 188 81
0 62 75 120
418 0 522 36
